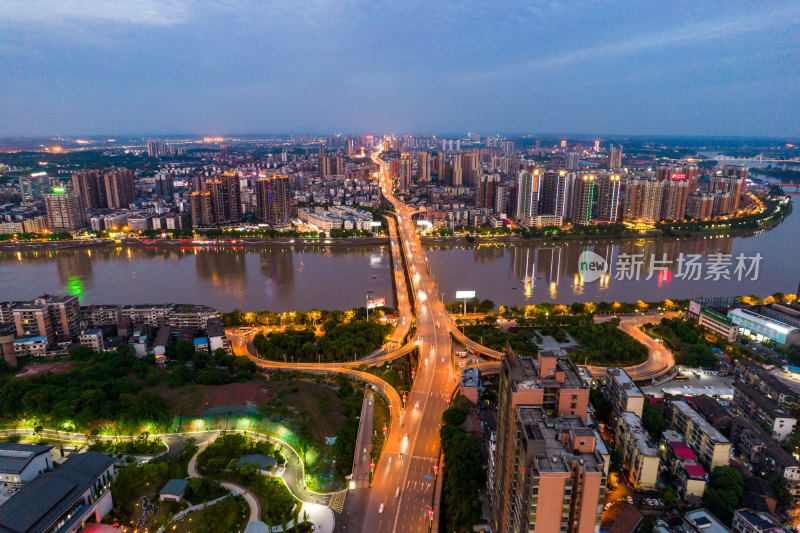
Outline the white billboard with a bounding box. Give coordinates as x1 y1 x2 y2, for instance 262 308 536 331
455 290 476 299
367 298 385 309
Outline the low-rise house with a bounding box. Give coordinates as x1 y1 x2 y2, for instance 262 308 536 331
159 478 188 502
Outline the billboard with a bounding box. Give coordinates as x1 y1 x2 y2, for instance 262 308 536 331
688 300 701 315
367 298 385 309
455 290 476 299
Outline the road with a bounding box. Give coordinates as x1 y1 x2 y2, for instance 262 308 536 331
353 148 458 533
230 147 464 532
587 313 677 381
351 388 376 490
188 440 262 522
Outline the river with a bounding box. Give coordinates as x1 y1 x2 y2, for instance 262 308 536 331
1 199 797 312
0 245 394 312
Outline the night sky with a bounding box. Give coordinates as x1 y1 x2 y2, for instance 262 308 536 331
1 0 798 137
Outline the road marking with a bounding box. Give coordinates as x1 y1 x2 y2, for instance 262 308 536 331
328 490 347 513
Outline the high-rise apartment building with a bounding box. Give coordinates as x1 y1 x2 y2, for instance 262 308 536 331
686 192 714 220
451 155 463 187
460 152 478 185
255 175 290 226
608 145 623 170
44 189 85 230
571 174 596 224
103 169 136 208
660 179 690 221
491 352 603 533
566 152 580 171
154 173 175 199
516 170 540 226
318 143 325 159
71 170 106 209
596 174 622 222
477 174 500 210
624 179 664 223
189 190 213 227
417 152 430 182
147 140 159 158
12 295 80 345
319 155 331 178
398 154 413 193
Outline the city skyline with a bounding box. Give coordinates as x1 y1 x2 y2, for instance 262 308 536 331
1 1 799 137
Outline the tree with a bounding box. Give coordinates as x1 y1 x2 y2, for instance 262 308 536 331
641 402 668 440
703 466 744 524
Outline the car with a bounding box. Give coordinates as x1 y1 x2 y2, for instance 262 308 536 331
399 453 404 460
626 496 633 504
395 489 400 498
379 503 384 514
604 503 612 510
415 401 420 409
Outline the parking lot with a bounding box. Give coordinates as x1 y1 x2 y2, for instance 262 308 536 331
642 369 735 398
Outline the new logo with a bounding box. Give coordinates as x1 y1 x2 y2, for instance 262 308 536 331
578 250 608 283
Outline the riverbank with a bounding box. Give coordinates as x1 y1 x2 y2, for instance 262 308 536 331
0 235 390 252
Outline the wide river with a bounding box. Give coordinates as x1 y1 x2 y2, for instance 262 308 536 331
0 197 797 312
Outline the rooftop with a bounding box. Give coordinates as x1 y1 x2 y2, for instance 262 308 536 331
460 366 480 389
609 368 645 397
0 451 114 533
160 478 188 497
0 443 51 475
684 509 730 533
728 308 797 335
672 400 730 444
620 412 659 457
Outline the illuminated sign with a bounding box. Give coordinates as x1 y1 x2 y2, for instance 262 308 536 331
52 187 66 193
455 290 476 299
367 298 385 309
671 173 686 181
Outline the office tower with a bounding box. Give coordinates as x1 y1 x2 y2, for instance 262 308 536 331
103 169 136 208
155 173 175 199
399 154 412 193
490 352 602 533
571 174 596 224
608 144 623 170
147 140 159 157
596 174 622 222
477 174 500 209
515 170 540 226
255 175 289 226
319 155 331 178
451 155 463 187
660 178 690 221
18 174 53 204
417 152 431 182
71 170 106 209
593 139 600 151
566 152 580 171
45 189 85 230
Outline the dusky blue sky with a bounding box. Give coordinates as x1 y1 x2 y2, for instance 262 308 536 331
1 0 798 138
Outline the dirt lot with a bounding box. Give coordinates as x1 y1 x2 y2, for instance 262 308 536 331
154 377 349 444
14 361 72 378
154 381 276 417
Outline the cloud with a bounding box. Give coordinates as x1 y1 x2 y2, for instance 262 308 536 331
453 5 800 82
0 0 193 26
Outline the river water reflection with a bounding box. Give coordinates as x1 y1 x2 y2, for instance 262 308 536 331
0 197 797 311
426 196 800 306
0 245 394 312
